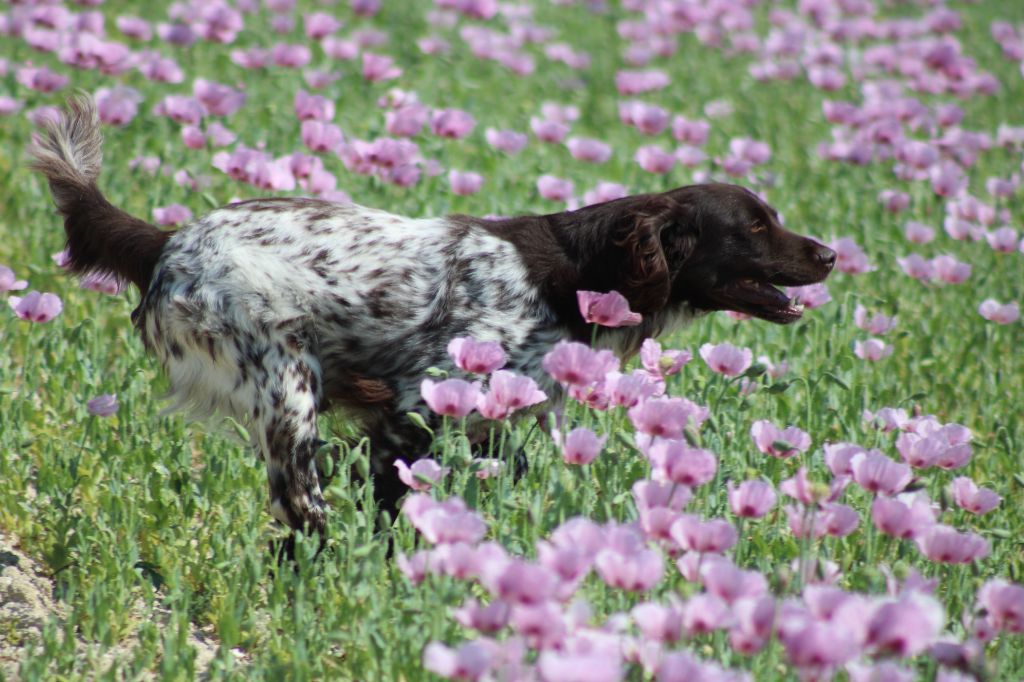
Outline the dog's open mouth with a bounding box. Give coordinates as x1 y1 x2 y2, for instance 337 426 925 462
712 279 806 324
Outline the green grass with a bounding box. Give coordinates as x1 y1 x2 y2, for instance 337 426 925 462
1 0 1024 679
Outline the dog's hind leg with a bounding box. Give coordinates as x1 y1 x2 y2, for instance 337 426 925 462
251 344 329 541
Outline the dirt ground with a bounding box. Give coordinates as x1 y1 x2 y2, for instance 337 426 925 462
0 530 221 680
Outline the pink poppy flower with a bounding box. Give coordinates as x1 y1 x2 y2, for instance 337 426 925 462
566 137 612 164
675 145 708 167
904 221 935 244
385 103 428 137
16 65 68 93
554 427 606 465
931 255 971 284
729 137 771 165
420 378 481 417
640 338 690 378
897 254 934 281
394 458 449 491
543 341 617 387
80 272 125 295
830 237 873 274
700 556 768 604
537 175 575 202
181 126 206 149
154 95 204 125
808 65 846 90
854 338 893 361
116 16 152 40
729 596 775 654
682 593 733 637
430 109 475 139
193 79 245 117
750 420 811 458
301 120 344 153
930 160 967 197
322 37 359 60
153 204 193 227
303 12 341 39
699 342 752 376
0 265 28 292
986 177 1017 198
294 90 334 121
423 640 492 681
396 550 430 584
727 480 777 518
594 528 663 592
577 290 642 327
629 397 708 439
917 524 990 564
670 515 737 554
863 407 910 432
853 305 896 335
895 432 947 469
271 43 311 68
619 100 669 135
635 145 676 174
818 503 859 537
671 116 710 146
978 579 1024 633
9 291 63 323
484 128 527 154
878 190 910 213
852 451 912 495
986 226 1019 253
615 69 670 95
950 477 1001 515
719 155 752 177
780 467 821 505
786 282 832 308
529 117 569 144
648 440 717 488
449 170 483 196
477 370 546 420
0 97 24 117
94 86 142 126
821 442 864 477
632 602 683 643
453 598 509 634
582 182 629 206
447 337 506 374
404 495 487 545
632 479 692 513
86 393 118 417
362 52 402 82
866 592 945 657
978 299 1020 324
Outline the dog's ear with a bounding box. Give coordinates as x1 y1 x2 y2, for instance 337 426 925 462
613 199 698 314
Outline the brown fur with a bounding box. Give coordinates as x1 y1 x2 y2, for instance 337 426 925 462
27 94 169 291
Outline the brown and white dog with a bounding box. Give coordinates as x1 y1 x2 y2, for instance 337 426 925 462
30 96 835 538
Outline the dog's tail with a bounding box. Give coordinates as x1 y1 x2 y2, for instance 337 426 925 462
27 94 169 292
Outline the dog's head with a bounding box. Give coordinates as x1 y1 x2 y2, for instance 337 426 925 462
587 183 835 324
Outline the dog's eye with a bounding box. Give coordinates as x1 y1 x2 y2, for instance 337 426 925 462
750 224 767 234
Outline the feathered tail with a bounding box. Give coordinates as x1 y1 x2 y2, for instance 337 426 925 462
27 94 169 291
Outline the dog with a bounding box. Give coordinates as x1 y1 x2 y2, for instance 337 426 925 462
29 95 835 539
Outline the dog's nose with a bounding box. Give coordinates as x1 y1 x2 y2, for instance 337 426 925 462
814 245 837 269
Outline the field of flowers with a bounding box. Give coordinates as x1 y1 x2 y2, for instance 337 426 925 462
2 0 1024 679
